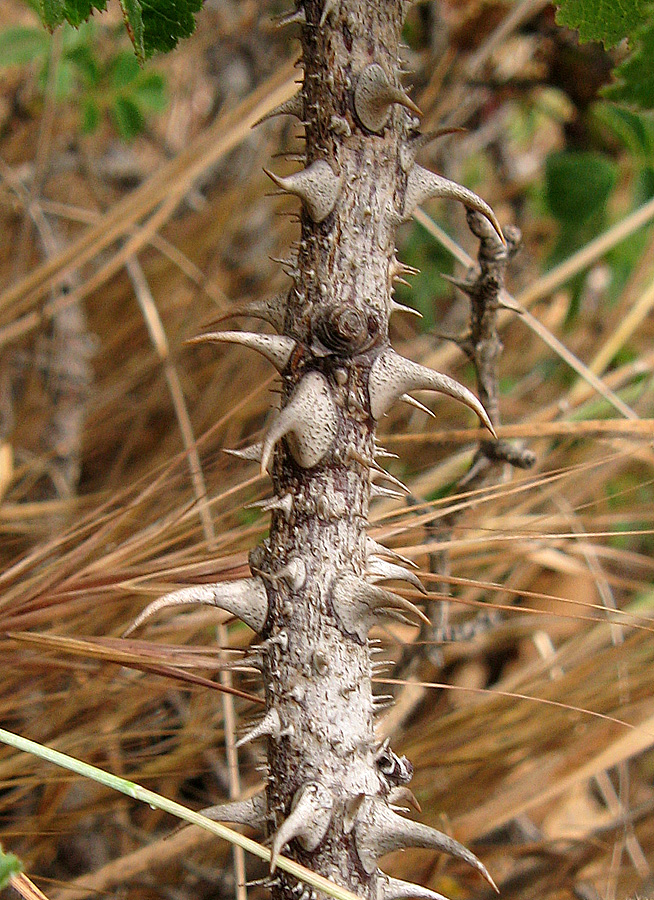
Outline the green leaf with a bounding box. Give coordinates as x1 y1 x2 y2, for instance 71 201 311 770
554 0 648 48
0 845 22 891
112 93 144 139
118 0 203 61
133 71 167 111
109 50 140 87
65 43 100 83
0 26 48 67
38 0 107 30
545 150 618 224
81 96 100 132
35 0 199 60
603 14 654 109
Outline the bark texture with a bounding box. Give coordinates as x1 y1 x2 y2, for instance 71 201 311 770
132 2 504 899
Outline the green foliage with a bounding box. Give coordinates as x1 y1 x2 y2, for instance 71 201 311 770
34 0 202 60
603 14 654 109
544 150 618 317
0 17 167 140
545 151 618 225
0 844 22 891
554 0 654 110
554 0 648 47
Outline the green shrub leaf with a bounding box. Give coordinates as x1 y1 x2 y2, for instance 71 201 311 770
603 15 654 109
35 0 201 61
112 93 144 139
545 150 618 224
0 26 48 67
554 0 648 48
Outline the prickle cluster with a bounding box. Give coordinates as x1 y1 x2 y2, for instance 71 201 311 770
129 3 504 900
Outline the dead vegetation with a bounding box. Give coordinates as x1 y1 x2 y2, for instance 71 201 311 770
0 2 653 900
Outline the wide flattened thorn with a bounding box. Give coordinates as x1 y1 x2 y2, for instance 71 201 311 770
403 165 505 245
265 160 343 223
354 797 498 891
236 707 282 748
332 574 429 641
261 371 338 473
201 792 267 828
124 577 269 636
354 64 421 133
254 91 304 127
270 782 334 872
368 348 496 436
366 558 426 594
190 331 295 373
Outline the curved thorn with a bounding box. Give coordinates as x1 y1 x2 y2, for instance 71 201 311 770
387 787 422 814
365 537 418 569
264 160 343 223
189 331 295 373
366 559 426 594
332 575 428 641
390 299 422 318
224 443 263 462
246 493 294 520
271 783 334 872
124 577 269 636
368 348 496 437
354 798 498 890
378 874 452 900
354 64 421 133
370 484 404 500
211 294 289 333
261 371 338 473
403 165 505 245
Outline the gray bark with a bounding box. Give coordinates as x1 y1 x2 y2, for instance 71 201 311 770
132 2 503 898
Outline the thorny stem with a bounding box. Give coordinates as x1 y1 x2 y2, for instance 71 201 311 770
408 211 532 665
132 3 505 900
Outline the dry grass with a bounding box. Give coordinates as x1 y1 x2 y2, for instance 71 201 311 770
0 2 653 900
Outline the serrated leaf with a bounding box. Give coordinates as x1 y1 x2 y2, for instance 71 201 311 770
35 0 199 60
119 0 202 61
112 93 144 139
0 26 48 67
38 0 107 30
554 0 648 48
545 151 617 225
603 15 654 109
